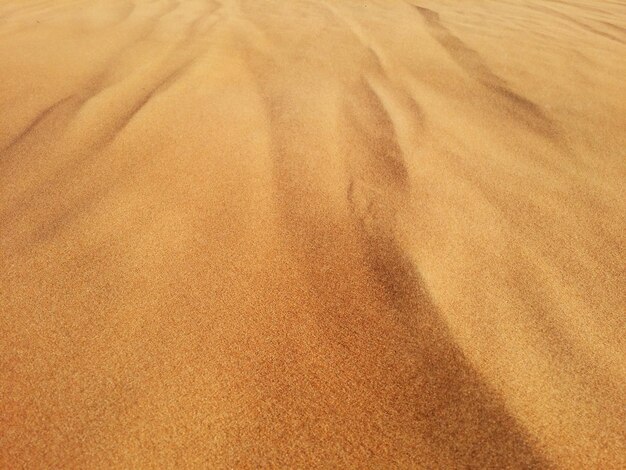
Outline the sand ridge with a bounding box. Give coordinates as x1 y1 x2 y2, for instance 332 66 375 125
1 0 625 468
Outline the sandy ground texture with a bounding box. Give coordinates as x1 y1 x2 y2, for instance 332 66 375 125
1 0 625 468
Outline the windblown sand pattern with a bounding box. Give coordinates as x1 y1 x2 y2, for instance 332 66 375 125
1 0 625 468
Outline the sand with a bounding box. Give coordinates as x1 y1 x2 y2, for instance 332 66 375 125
1 0 625 468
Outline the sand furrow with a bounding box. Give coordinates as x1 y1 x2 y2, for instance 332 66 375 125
1 0 625 468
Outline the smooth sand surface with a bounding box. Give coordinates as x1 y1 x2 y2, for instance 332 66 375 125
1 0 625 468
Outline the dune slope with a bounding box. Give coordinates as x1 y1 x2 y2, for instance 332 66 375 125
1 0 625 468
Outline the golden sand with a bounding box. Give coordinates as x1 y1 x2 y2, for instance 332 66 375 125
1 0 625 467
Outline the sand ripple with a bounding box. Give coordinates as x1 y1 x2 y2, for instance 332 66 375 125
1 0 625 467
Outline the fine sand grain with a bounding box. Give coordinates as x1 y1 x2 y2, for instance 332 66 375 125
1 0 625 468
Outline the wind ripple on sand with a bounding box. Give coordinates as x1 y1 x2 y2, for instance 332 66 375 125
1 0 625 468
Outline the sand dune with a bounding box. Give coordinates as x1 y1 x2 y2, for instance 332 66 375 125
1 0 625 467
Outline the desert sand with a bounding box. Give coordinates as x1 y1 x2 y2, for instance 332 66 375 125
1 0 625 468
